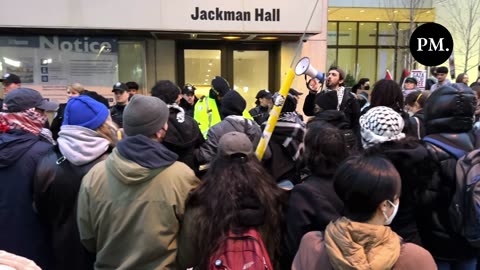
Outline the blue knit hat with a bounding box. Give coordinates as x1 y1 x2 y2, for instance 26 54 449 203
63 95 109 130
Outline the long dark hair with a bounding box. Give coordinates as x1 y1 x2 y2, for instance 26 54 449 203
371 79 404 113
186 153 285 269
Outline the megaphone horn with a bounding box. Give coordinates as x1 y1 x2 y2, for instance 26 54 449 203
295 57 325 84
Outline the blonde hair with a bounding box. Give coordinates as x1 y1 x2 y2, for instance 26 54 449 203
68 83 85 95
95 117 119 147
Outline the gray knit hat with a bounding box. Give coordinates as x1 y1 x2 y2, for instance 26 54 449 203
359 106 405 149
123 95 169 137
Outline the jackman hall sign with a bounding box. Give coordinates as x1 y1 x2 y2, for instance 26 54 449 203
191 7 280 22
182 0 322 33
0 0 323 33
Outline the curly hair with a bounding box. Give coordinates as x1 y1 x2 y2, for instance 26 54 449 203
186 154 286 269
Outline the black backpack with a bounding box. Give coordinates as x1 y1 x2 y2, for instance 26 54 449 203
424 136 480 247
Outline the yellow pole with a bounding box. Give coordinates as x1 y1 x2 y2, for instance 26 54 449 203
255 68 296 160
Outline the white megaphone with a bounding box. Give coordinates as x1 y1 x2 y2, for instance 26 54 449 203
295 57 325 84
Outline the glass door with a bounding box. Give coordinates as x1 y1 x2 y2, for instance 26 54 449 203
233 50 269 110
184 49 222 97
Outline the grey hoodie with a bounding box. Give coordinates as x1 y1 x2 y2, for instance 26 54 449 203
58 125 111 166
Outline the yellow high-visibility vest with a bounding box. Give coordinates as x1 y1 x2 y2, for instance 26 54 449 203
194 96 221 138
194 96 253 138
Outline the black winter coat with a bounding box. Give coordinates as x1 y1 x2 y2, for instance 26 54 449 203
367 139 436 245
50 103 66 141
418 132 479 260
34 146 108 270
163 106 204 172
249 105 270 126
283 174 343 267
110 104 126 128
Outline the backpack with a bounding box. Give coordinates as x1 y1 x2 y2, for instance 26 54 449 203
423 135 480 247
209 229 273 270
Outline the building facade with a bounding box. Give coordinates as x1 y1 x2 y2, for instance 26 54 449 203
0 0 328 109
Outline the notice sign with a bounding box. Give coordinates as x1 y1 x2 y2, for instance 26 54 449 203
410 70 427 90
0 36 118 103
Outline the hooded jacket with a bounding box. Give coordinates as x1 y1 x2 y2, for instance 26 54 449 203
0 129 53 270
292 230 436 270
163 105 204 171
195 115 262 165
33 126 111 270
418 84 478 260
77 134 200 270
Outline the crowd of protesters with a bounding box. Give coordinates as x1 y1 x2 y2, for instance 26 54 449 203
1 65 480 270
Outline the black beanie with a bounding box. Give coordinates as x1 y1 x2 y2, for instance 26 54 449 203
315 90 338 112
211 76 230 97
219 90 246 118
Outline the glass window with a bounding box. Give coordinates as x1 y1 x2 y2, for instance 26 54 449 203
328 22 337 46
337 49 357 86
118 41 146 93
358 22 377 46
338 22 357 46
327 48 337 69
377 49 396 80
357 49 377 82
184 49 221 97
396 47 413 85
397 23 411 47
378 23 396 46
233 50 269 109
0 35 119 103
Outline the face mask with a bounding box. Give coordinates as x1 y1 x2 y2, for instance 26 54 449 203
364 85 370 90
383 200 399 225
407 111 414 117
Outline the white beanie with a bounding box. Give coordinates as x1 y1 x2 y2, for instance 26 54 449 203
360 106 406 149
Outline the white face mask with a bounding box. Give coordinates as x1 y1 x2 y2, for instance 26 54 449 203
383 200 399 225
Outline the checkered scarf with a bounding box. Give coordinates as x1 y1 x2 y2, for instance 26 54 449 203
360 106 405 149
0 108 48 135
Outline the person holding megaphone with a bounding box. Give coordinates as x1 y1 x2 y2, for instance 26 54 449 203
299 62 361 143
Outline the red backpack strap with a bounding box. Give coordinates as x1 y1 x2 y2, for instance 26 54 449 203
243 229 274 269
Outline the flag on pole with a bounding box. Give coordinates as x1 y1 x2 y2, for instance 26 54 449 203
385 69 393 80
399 69 409 86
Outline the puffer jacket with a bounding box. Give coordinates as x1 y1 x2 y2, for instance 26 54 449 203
195 115 262 165
418 84 478 260
34 126 111 270
418 132 478 260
